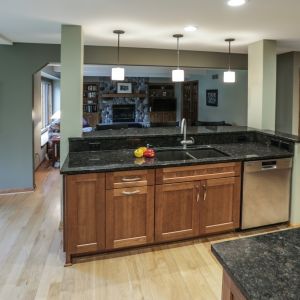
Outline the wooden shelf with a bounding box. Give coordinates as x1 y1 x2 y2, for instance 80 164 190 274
101 93 146 98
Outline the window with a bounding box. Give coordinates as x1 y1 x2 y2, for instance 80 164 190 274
41 79 53 131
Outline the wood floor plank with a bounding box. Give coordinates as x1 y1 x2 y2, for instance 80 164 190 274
0 165 290 300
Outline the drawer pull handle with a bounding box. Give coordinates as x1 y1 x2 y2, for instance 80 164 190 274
122 177 142 182
122 190 140 195
202 184 207 201
196 185 200 203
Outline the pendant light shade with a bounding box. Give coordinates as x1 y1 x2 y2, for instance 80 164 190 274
172 69 184 82
224 71 236 83
111 67 124 81
224 38 236 83
111 30 125 81
172 34 184 82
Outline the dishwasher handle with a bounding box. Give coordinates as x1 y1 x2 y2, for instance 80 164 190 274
261 161 277 171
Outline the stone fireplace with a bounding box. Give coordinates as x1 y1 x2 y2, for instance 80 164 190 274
112 104 135 122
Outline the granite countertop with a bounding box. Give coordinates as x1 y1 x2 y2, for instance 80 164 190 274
212 228 300 300
80 125 300 143
60 142 293 174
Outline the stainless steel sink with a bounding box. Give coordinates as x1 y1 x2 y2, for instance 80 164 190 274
155 147 229 162
187 148 229 159
155 150 194 161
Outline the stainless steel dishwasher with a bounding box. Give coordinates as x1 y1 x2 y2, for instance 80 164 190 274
241 158 292 230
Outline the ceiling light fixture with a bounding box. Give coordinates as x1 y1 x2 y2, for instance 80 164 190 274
224 38 236 83
172 34 184 82
227 0 247 7
111 30 125 81
184 25 197 32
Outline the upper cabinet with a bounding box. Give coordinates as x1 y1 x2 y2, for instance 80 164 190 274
148 83 177 124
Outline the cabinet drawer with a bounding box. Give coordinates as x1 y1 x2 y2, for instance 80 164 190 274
112 186 148 197
106 170 155 189
156 162 241 184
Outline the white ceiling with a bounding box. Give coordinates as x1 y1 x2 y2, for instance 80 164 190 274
1 0 300 53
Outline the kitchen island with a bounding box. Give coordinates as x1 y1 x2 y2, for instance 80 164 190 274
61 126 295 264
212 228 300 300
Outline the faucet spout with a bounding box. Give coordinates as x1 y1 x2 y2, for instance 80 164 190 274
180 118 194 149
181 118 186 139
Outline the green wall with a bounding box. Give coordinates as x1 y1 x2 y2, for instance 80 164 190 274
0 43 60 190
0 42 247 190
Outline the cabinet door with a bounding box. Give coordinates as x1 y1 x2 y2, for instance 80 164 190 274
155 182 200 242
65 173 105 255
199 177 241 235
106 186 154 249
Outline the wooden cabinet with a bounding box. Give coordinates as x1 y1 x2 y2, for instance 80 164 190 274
83 112 100 128
199 177 241 235
106 186 154 249
64 162 241 264
148 83 177 125
155 163 241 241
155 182 200 242
64 173 105 264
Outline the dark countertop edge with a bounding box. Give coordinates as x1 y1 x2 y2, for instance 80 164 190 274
60 153 293 175
258 130 300 143
72 128 300 143
71 129 256 141
211 246 250 300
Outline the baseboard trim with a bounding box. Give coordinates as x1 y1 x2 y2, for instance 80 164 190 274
0 187 34 195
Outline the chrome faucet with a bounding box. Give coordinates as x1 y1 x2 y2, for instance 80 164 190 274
180 118 194 149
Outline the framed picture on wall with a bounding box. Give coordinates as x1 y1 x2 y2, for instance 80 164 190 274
117 82 132 94
206 89 218 107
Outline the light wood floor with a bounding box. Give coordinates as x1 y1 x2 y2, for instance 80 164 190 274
0 164 288 300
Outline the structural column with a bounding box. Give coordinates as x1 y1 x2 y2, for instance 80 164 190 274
60 25 83 164
248 40 277 130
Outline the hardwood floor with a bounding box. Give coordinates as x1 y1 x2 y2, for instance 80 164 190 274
0 164 289 300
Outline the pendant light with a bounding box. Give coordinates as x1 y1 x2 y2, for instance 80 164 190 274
172 34 184 82
111 30 125 81
223 38 236 83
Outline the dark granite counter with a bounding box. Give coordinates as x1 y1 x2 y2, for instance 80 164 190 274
61 142 293 174
81 125 300 143
212 228 300 300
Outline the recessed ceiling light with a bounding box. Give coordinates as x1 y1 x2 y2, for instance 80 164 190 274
184 25 197 32
227 0 247 7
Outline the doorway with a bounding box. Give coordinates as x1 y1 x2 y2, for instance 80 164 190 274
181 80 199 125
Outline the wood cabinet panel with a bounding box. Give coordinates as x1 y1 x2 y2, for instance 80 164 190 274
156 162 241 184
65 173 105 258
106 186 154 249
200 177 241 234
83 112 100 127
222 270 246 300
106 169 155 189
155 182 200 242
149 111 176 123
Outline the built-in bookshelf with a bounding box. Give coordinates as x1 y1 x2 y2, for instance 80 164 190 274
83 83 100 127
